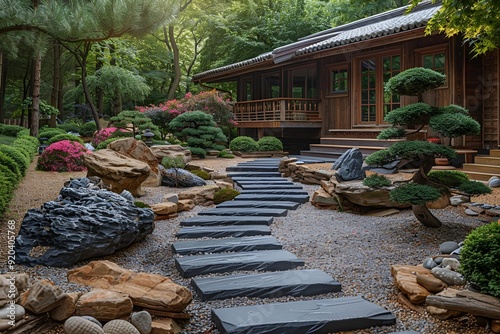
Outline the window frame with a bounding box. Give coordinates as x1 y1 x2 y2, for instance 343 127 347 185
415 44 449 89
329 63 349 96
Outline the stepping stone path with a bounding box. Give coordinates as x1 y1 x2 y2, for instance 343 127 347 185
172 158 397 333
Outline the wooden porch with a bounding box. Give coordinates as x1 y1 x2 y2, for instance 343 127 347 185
233 98 322 128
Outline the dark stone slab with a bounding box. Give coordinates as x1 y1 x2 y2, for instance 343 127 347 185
235 180 293 185
388 332 420 334
192 269 341 301
240 189 308 195
175 225 272 239
172 236 282 255
198 208 288 217
216 201 300 210
228 172 282 177
231 177 286 182
239 184 303 190
180 215 274 226
234 194 309 203
212 296 396 334
175 250 304 278
226 166 279 172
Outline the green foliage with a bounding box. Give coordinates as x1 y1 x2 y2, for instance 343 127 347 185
458 180 492 196
79 122 98 137
0 151 21 181
46 134 84 146
389 183 441 205
57 123 81 133
364 149 397 166
190 169 211 180
169 111 227 158
440 104 470 115
383 103 435 126
214 187 241 204
0 124 26 137
38 128 67 140
376 127 406 139
363 174 391 188
134 201 151 208
161 156 186 169
218 150 235 159
429 113 481 141
21 98 59 117
95 137 125 150
258 136 283 151
460 222 500 297
110 110 158 137
385 67 446 96
0 145 29 176
365 141 456 166
427 170 469 188
229 136 259 152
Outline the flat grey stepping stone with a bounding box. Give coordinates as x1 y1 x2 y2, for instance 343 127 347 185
240 189 308 195
388 332 420 334
226 166 279 172
180 215 274 226
238 184 303 190
192 269 341 301
228 172 282 177
172 236 282 255
231 177 286 182
216 201 300 210
175 225 271 239
212 296 396 333
175 250 304 278
235 180 293 185
198 208 288 217
235 194 309 203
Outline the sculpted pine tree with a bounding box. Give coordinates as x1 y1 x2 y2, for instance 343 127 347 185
365 67 489 227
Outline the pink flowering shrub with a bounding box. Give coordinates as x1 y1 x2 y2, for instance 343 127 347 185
91 127 118 147
37 140 89 172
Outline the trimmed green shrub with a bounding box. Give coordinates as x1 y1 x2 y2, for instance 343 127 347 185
0 145 29 176
95 137 126 150
376 127 406 140
46 133 84 146
189 147 207 159
218 150 235 159
214 188 240 204
427 170 469 188
0 151 21 180
134 201 151 208
161 156 186 169
429 113 481 142
79 121 97 137
57 122 81 133
0 163 20 186
363 174 391 188
0 171 15 217
37 140 88 172
38 128 66 140
0 124 26 137
385 67 446 96
389 183 441 205
190 169 211 180
460 222 500 298
229 136 258 152
258 136 283 151
383 102 435 126
458 180 492 196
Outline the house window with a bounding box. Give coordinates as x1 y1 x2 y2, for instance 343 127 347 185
356 52 401 124
331 68 348 93
290 66 317 99
262 73 281 99
423 52 446 74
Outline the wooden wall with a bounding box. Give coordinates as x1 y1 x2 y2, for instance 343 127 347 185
481 50 500 148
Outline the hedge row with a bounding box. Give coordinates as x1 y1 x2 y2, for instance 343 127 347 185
0 125 39 217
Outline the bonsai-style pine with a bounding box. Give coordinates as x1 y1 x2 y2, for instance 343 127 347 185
365 67 489 227
110 110 158 138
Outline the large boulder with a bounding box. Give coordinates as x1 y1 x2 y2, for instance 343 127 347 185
332 148 365 181
14 178 155 267
159 166 206 188
150 145 192 164
84 149 151 196
67 260 192 312
107 138 162 187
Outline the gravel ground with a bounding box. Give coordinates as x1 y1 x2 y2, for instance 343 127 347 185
1 156 498 334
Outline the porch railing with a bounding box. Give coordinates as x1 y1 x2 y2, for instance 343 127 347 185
233 98 320 122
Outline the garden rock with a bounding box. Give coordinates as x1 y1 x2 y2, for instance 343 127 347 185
426 289 462 320
390 265 432 304
178 185 220 205
416 273 447 293
150 202 178 216
130 311 152 334
439 241 459 254
14 182 154 267
0 273 29 306
49 292 81 322
465 208 479 216
422 257 438 269
160 166 206 188
108 138 161 187
489 176 500 187
431 267 466 286
441 258 460 270
150 145 192 164
151 318 181 334
67 260 192 312
332 148 365 181
76 289 133 321
19 279 66 314
450 195 468 206
84 149 151 196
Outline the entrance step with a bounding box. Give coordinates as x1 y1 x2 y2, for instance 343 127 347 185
239 189 308 195
172 236 282 255
175 250 304 278
231 177 286 183
180 215 274 226
228 172 282 178
212 296 396 333
234 194 309 203
238 184 303 190
216 200 300 210
226 166 279 172
175 225 271 239
198 208 288 217
192 269 341 301
235 180 294 185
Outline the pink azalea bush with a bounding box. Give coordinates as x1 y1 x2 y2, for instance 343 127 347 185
91 127 118 147
37 140 89 172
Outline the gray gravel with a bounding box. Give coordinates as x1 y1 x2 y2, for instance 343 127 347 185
5 180 491 334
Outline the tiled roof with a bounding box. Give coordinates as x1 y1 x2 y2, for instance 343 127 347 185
193 1 440 81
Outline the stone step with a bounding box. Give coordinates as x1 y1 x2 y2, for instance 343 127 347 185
234 194 310 203
216 200 300 210
180 215 274 226
192 269 341 301
175 225 272 239
198 208 288 217
238 184 303 190
228 172 282 178
172 236 282 255
239 189 308 195
226 166 279 172
212 296 396 333
175 250 304 278
231 177 286 183
235 180 294 185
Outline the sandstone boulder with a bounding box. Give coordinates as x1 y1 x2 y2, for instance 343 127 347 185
150 202 178 216
151 318 181 334
390 265 432 304
0 274 29 307
67 261 192 312
311 188 339 208
49 292 81 322
176 199 195 212
150 145 191 164
84 149 151 196
108 138 161 187
178 185 220 205
416 273 447 293
76 289 133 321
19 279 66 314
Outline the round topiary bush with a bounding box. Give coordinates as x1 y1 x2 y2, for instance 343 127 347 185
460 221 500 297
37 140 88 172
79 121 97 137
363 174 391 188
258 136 283 151
229 136 258 152
389 183 441 205
46 133 84 146
214 188 240 204
38 128 66 140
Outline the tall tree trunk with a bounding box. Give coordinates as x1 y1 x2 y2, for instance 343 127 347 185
96 45 104 119
0 52 6 124
50 40 61 128
79 43 101 130
167 24 181 100
109 43 122 116
31 52 41 137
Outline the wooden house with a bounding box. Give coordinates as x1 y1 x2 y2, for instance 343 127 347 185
192 1 499 173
